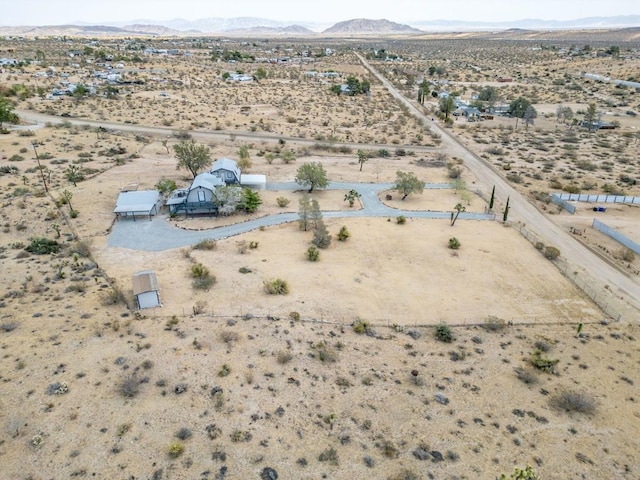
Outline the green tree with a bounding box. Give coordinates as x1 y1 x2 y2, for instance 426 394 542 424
450 203 466 226
298 193 311 231
439 95 455 120
357 149 368 171
254 67 267 80
72 84 90 100
312 220 332 248
155 178 177 197
237 143 252 172
509 97 532 130
295 162 329 193
489 185 496 210
173 140 211 179
503 196 510 222
0 97 19 128
241 187 261 213
394 170 424 200
309 199 323 229
329 84 342 96
417 79 430 104
478 85 498 107
584 103 598 132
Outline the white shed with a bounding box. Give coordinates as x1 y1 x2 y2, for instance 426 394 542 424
132 270 161 309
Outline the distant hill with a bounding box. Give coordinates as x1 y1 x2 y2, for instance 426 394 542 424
123 24 181 36
323 18 422 34
226 24 314 35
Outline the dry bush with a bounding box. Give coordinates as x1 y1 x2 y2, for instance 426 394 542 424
276 350 293 364
219 330 240 344
263 278 289 295
119 375 140 398
192 238 217 250
483 315 507 332
549 390 596 414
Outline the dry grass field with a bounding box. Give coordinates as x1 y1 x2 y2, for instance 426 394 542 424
1 32 639 480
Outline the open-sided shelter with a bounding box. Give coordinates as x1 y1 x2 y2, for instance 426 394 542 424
113 190 161 221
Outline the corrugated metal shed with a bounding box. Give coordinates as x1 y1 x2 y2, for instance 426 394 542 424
132 270 160 309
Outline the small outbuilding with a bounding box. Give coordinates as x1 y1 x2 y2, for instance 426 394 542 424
132 270 161 309
211 158 241 185
113 190 161 221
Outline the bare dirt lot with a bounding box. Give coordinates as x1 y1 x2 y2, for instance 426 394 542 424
1 32 639 480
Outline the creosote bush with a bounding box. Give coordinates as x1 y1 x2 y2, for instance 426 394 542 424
543 246 561 260
448 237 461 249
263 278 289 295
352 319 370 334
434 323 453 343
276 196 290 208
337 225 350 241
531 349 558 374
168 442 184 458
396 215 407 224
191 262 215 290
483 315 507 332
119 375 140 398
307 245 320 261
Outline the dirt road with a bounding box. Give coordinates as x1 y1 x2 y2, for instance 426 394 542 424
356 52 640 321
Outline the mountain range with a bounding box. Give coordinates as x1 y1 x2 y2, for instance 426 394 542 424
1 15 639 37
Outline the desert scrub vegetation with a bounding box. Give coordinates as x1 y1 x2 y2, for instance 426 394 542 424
192 238 217 250
483 315 507 332
191 262 215 290
25 237 60 255
263 278 289 295
549 389 596 414
531 348 559 374
434 323 453 343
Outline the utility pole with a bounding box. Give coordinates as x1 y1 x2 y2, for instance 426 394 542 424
32 140 49 194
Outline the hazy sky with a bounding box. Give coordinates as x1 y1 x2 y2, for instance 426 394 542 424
3 0 639 26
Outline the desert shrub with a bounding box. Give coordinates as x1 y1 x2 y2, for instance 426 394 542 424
396 215 406 224
239 266 252 274
168 442 184 458
276 196 290 208
71 239 92 258
25 237 60 255
388 469 419 480
218 364 231 377
219 330 240 344
434 323 453 343
1 322 19 332
277 350 293 364
312 341 336 363
531 349 558 374
533 340 551 352
618 248 635 263
263 278 289 295
318 447 339 465
175 427 192 440
119 375 140 398
337 226 350 241
549 390 596 414
381 440 400 458
448 237 461 249
289 311 300 321
543 246 560 260
191 263 215 290
192 300 207 315
9 154 24 162
534 241 545 251
69 209 79 218
103 283 127 306
230 429 252 442
192 238 217 250
352 319 370 334
514 367 538 385
483 315 507 332
307 245 320 261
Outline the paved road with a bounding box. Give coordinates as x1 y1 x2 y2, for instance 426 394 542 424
108 181 494 251
357 52 640 320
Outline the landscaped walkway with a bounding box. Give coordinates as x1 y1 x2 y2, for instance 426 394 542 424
108 181 494 252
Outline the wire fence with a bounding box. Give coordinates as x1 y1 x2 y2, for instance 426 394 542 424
139 306 605 330
515 223 623 322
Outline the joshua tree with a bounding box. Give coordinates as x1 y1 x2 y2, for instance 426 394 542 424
357 149 368 171
344 189 361 207
450 203 466 226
